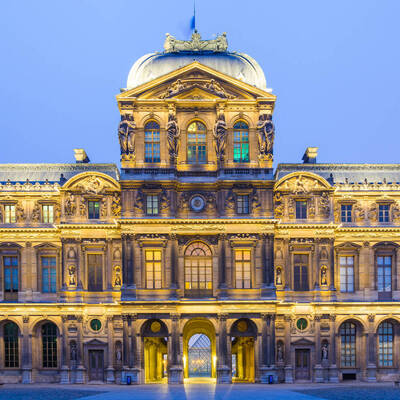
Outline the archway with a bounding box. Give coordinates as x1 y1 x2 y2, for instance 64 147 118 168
183 318 216 382
141 319 168 383
230 319 257 383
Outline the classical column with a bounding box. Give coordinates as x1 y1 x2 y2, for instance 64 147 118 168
21 316 32 383
259 314 277 383
170 235 178 296
283 316 293 383
121 235 136 300
329 240 337 300
218 235 227 298
329 315 339 382
106 316 115 383
366 314 377 382
122 314 131 368
314 315 324 382
75 319 85 384
261 234 275 298
217 314 230 383
168 313 183 384
60 318 70 383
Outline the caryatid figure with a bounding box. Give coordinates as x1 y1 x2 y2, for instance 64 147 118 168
118 113 136 157
257 113 275 160
166 109 180 161
213 110 228 162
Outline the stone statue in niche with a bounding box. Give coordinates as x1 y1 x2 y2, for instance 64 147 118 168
257 113 275 160
277 342 284 362
166 109 180 162
321 342 329 361
68 265 76 286
320 266 328 286
118 113 136 158
70 341 77 362
31 203 41 223
115 345 122 363
213 110 228 162
65 193 76 216
133 189 144 214
275 267 282 285
114 266 122 287
111 193 121 217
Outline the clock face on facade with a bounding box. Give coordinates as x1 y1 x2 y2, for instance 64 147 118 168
190 195 206 212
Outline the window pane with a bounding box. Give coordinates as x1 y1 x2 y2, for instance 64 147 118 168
296 201 307 219
187 122 207 164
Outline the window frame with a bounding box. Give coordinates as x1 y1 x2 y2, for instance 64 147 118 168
145 249 162 289
4 321 19 368
2 254 19 301
4 204 16 224
378 321 394 367
236 194 250 215
87 253 103 292
88 200 100 220
341 204 353 223
295 200 308 219
339 255 355 293
376 255 392 293
42 204 54 224
340 321 357 368
186 120 207 164
41 255 57 294
233 120 250 163
41 322 58 369
146 194 159 216
293 253 309 291
144 120 161 163
378 203 390 223
234 248 252 289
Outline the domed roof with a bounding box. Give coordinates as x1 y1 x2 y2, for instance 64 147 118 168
126 32 268 91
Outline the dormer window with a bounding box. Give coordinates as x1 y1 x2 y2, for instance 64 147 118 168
295 200 307 219
144 121 160 163
187 121 206 164
4 205 16 224
42 205 54 223
146 195 159 216
88 201 100 219
379 204 390 223
341 204 352 223
233 121 249 162
237 195 249 215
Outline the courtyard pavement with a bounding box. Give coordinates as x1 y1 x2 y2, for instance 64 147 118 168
0 383 400 400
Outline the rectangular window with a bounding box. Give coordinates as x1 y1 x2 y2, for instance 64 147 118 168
145 130 160 162
341 204 352 223
87 254 103 291
237 195 249 215
235 249 251 289
293 254 309 291
41 256 56 293
42 205 54 223
379 204 390 223
340 256 354 292
295 201 307 219
88 201 100 219
145 250 162 289
3 256 18 299
233 130 249 162
4 205 16 223
146 195 158 216
377 256 392 292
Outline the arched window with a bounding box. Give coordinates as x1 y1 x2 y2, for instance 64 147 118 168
42 322 57 368
4 322 19 368
378 321 394 367
184 242 212 297
340 322 356 367
144 121 160 163
233 121 249 162
187 121 207 164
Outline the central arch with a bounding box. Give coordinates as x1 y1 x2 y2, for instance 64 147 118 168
183 318 216 382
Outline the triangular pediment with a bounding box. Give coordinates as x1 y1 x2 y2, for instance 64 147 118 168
117 62 276 102
291 338 315 346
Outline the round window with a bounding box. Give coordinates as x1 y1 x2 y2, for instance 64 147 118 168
296 318 308 331
190 195 205 212
150 321 161 333
90 319 102 332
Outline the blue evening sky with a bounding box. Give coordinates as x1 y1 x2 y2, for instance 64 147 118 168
0 0 399 166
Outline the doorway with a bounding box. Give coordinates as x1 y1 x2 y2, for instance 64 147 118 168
88 350 104 382
295 349 310 380
188 334 212 377
231 337 255 382
144 337 168 383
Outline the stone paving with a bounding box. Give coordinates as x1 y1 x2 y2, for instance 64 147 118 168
0 383 399 400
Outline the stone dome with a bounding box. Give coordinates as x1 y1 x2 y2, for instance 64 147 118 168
126 32 268 91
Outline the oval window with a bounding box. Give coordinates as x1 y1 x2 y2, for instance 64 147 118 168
296 318 308 331
90 319 102 332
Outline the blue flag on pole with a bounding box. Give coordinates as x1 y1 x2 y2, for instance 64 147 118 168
190 1 196 33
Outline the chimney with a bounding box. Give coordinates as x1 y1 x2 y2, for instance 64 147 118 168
302 147 318 164
74 149 90 163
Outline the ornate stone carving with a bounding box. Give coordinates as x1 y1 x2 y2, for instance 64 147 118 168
251 188 261 215
166 108 180 161
68 265 76 286
354 202 365 223
368 203 377 222
320 265 328 286
213 110 228 162
133 189 144 214
308 199 316 218
333 204 340 223
224 190 235 215
177 192 190 214
16 203 25 223
164 31 228 53
64 193 76 216
79 199 87 217
277 341 284 362
205 193 216 214
319 192 330 218
288 198 295 219
274 192 283 218
160 189 170 214
118 113 136 159
111 193 121 217
100 197 107 217
321 342 329 361
114 265 122 287
392 202 400 223
257 113 274 161
79 176 106 195
31 202 41 223
275 266 283 285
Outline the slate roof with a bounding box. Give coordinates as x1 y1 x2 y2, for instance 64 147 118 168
0 163 120 185
275 164 400 185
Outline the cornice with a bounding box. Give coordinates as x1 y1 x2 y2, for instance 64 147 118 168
118 218 278 225
56 223 119 230
337 226 400 233
276 223 338 229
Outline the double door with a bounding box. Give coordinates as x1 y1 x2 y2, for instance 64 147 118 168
295 349 310 380
89 350 104 382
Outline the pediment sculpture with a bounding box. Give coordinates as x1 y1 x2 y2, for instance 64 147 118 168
164 31 228 53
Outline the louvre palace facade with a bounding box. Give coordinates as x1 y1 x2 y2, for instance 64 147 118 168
0 31 399 385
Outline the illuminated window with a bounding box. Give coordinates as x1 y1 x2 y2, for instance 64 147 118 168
379 204 390 223
293 254 308 291
341 204 352 223
340 256 354 292
378 321 393 367
42 322 57 368
145 250 162 289
340 322 356 367
41 256 56 293
233 121 249 162
377 256 392 292
3 256 18 300
145 121 160 163
235 249 251 288
4 205 16 224
184 242 212 296
295 201 307 219
187 121 206 164
4 322 19 368
42 205 54 223
88 201 100 219
237 195 249 215
146 195 159 216
87 254 103 291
